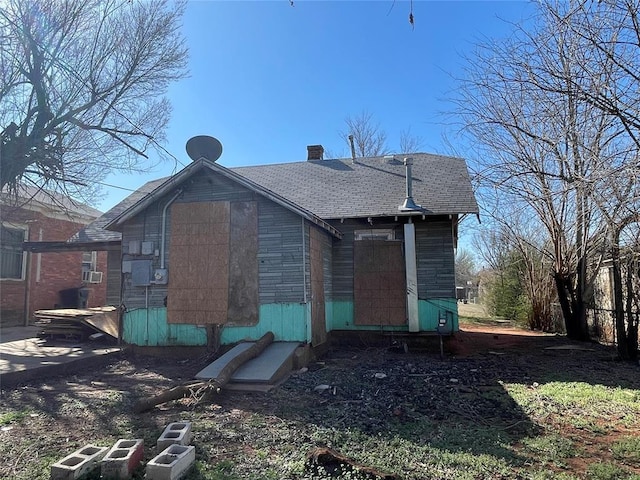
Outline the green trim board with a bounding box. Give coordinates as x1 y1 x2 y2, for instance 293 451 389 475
122 299 458 347
221 303 311 344
123 303 311 346
123 308 207 346
329 299 458 332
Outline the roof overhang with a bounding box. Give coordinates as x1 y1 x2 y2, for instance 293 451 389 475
23 240 121 253
105 159 343 239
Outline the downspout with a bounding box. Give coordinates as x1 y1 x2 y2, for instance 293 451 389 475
404 219 419 332
160 189 183 269
149 189 182 345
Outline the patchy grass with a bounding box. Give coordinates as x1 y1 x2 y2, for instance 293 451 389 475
586 461 639 480
612 436 640 464
0 409 30 426
1 321 639 480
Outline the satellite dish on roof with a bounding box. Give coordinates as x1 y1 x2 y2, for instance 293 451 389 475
185 135 223 162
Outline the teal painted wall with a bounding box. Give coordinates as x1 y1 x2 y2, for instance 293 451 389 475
123 303 311 346
328 299 458 332
418 298 458 332
123 300 458 346
123 308 208 346
221 303 310 344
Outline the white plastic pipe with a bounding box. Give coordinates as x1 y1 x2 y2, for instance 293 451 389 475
404 222 419 332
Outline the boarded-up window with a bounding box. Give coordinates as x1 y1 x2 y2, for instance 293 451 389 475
354 240 406 326
227 201 258 325
167 201 231 325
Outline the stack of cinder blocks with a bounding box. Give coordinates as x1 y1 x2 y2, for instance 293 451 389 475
147 421 195 480
49 421 196 480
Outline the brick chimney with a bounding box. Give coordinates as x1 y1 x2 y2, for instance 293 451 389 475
307 145 324 161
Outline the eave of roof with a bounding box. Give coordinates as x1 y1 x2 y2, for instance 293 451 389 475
105 159 343 239
23 240 121 253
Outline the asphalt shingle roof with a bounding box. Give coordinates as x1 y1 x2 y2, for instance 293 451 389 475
1 184 103 219
70 177 167 243
71 153 478 243
233 153 478 219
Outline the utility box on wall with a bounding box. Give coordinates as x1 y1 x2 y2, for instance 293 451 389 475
131 260 152 286
153 268 168 284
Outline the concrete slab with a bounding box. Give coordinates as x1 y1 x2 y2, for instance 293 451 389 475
0 326 121 388
194 342 254 379
195 341 299 385
232 342 300 383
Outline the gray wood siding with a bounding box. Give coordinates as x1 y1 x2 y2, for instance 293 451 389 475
322 230 333 300
120 170 307 309
106 247 122 306
258 201 305 304
415 219 455 298
328 217 455 301
327 219 404 301
120 204 165 309
329 222 355 301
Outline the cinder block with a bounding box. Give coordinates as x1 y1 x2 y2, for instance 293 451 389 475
157 421 192 450
50 445 108 480
100 439 144 479
146 445 196 480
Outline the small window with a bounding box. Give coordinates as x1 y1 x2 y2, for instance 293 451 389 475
1 224 27 280
82 251 102 283
82 251 97 274
354 229 395 241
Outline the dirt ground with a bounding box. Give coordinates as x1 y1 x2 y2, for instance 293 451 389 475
1 316 639 479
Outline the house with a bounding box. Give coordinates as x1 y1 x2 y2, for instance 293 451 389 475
71 145 478 348
1 186 107 326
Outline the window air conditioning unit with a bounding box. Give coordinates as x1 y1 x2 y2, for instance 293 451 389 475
82 271 103 283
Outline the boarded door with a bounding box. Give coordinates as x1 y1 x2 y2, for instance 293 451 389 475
310 227 327 345
227 201 258 325
354 240 406 326
167 202 230 325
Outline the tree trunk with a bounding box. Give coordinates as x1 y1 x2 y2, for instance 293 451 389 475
554 272 589 341
132 331 275 413
624 261 638 361
611 243 630 359
555 273 576 337
574 256 590 341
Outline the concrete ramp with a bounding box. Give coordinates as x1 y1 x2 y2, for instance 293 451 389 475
195 341 300 392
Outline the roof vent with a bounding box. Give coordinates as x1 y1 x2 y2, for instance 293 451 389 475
307 145 324 161
398 157 423 212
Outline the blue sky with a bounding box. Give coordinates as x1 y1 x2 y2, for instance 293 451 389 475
99 0 534 212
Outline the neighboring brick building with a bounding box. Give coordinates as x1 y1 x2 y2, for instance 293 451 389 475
1 187 106 326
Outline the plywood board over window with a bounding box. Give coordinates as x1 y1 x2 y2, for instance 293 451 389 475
168 201 231 325
354 240 406 326
227 201 258 325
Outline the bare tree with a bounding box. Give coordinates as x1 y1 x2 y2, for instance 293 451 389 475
399 127 424 153
336 111 426 159
455 2 635 340
539 0 640 148
473 205 558 331
0 0 188 202
339 110 389 157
